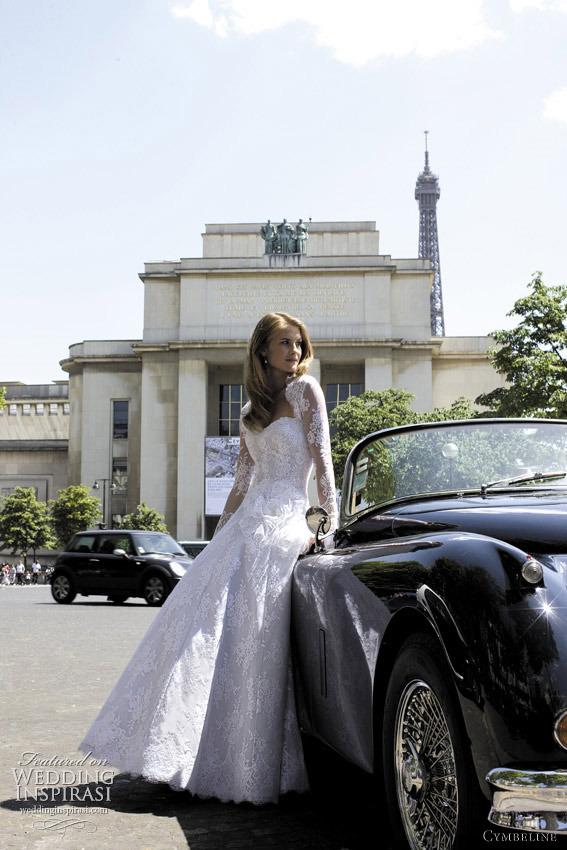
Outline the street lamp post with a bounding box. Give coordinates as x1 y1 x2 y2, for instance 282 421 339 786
441 443 459 489
92 478 114 529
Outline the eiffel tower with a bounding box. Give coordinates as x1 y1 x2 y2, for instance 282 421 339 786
415 132 445 336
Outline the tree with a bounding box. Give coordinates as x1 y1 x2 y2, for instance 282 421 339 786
120 502 168 532
425 396 477 423
476 272 567 418
50 484 102 548
0 386 5 413
0 487 55 561
330 390 477 488
330 389 417 487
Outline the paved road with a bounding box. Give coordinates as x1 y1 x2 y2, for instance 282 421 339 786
0 586 389 850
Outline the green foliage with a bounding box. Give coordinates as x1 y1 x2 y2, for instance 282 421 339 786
0 487 55 559
120 502 168 532
50 484 102 548
330 389 417 488
424 396 477 423
0 386 5 412
330 390 477 488
476 272 567 418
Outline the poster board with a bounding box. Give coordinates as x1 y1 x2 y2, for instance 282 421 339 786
205 437 240 515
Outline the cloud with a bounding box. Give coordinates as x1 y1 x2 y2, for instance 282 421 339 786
171 0 503 65
543 87 567 122
510 0 567 11
171 0 228 37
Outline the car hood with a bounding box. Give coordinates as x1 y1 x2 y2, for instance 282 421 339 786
388 492 567 554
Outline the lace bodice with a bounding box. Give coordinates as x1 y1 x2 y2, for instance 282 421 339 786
216 374 338 535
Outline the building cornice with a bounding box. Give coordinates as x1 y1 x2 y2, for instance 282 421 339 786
139 257 432 280
60 353 141 373
131 337 442 355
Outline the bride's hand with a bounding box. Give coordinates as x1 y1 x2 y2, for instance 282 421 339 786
301 534 316 554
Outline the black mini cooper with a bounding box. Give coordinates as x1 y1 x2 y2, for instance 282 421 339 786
50 530 193 606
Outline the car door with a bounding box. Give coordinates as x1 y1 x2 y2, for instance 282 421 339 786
62 535 100 591
293 545 391 774
91 534 139 594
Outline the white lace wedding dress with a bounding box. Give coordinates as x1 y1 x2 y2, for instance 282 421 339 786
79 374 338 805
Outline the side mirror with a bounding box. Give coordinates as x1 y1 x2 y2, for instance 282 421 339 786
113 548 128 558
305 506 331 552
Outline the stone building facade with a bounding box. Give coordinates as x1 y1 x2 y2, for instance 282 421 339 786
0 382 69 502
62 220 504 540
0 382 69 564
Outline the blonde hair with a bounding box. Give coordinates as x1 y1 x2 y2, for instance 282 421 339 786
243 312 313 431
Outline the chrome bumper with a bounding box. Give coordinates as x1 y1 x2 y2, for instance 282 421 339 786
487 767 567 833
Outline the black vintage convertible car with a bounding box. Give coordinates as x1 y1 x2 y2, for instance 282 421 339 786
292 418 567 848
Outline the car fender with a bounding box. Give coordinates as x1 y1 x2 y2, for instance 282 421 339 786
137 562 174 588
363 530 567 778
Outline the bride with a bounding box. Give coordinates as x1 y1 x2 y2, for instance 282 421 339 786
80 312 338 805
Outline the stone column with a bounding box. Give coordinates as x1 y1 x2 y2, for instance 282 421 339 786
393 350 433 412
365 354 393 392
308 357 321 385
139 351 179 533
176 355 207 539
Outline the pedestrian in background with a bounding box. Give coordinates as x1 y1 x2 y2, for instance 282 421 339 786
15 560 25 585
31 560 41 584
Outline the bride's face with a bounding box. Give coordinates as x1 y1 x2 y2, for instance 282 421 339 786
262 325 303 376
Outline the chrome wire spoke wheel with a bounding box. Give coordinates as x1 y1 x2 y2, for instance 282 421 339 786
394 679 458 850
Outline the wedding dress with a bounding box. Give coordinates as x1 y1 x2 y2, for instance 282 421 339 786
79 374 338 805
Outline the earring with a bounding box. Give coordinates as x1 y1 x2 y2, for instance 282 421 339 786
263 357 268 367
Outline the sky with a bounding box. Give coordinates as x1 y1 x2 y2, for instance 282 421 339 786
3 0 567 384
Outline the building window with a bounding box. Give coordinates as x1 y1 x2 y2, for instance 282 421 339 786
9 404 17 415
22 404 31 416
219 385 248 436
112 459 128 495
325 383 362 417
49 403 58 415
111 459 128 529
36 404 44 415
63 403 70 415
113 400 129 439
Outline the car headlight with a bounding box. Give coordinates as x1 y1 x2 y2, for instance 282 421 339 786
521 556 544 585
169 561 187 578
554 710 567 751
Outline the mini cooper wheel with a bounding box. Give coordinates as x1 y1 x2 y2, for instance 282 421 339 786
51 573 76 604
143 574 169 606
382 633 483 850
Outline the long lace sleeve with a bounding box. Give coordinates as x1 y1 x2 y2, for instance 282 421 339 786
213 418 255 536
296 378 339 533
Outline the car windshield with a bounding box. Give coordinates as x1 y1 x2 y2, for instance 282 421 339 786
345 420 567 518
133 533 187 556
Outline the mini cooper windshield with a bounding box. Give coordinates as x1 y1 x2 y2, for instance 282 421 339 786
344 419 567 518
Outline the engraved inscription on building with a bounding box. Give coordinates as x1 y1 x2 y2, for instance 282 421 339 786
214 278 358 321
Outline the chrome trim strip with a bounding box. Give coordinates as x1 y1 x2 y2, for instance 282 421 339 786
489 809 567 833
487 767 567 833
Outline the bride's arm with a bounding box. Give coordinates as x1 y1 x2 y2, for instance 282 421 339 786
300 379 339 533
213 426 255 535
